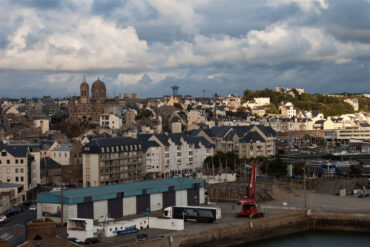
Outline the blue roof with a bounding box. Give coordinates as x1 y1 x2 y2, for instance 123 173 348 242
37 177 205 204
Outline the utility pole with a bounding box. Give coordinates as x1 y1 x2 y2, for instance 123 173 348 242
303 158 307 213
60 182 64 225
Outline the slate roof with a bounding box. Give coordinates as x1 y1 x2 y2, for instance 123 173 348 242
40 141 55 151
37 177 206 204
256 125 277 137
53 143 72 152
141 141 160 152
240 131 266 143
0 182 24 189
0 144 29 157
40 157 62 169
82 137 143 154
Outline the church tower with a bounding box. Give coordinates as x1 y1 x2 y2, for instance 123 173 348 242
80 75 89 104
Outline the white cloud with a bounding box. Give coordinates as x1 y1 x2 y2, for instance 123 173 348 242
268 0 328 13
114 71 186 86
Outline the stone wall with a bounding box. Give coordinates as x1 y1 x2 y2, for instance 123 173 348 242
117 212 370 247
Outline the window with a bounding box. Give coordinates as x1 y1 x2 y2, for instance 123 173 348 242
6 168 10 174
21 177 24 182
54 153 56 157
15 168 18 173
7 177 10 182
20 159 23 164
177 152 181 156
177 146 181 150
20 168 24 173
0 160 1 164
0 168 1 173
1 152 6 156
15 159 18 164
7 160 10 164
65 153 67 157
189 151 193 155
15 177 18 182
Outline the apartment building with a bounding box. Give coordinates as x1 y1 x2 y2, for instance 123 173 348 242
138 133 214 177
205 125 277 158
324 127 370 141
239 130 275 159
142 141 162 179
0 144 35 202
82 137 143 187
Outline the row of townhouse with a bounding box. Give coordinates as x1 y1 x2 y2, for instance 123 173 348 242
138 132 214 178
81 133 214 187
268 112 370 133
202 125 277 159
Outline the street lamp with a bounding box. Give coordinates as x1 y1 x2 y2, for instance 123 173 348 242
33 234 42 247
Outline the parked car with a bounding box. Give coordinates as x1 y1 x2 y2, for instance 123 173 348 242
84 238 101 245
29 205 37 211
0 215 7 223
67 238 83 244
22 201 32 207
6 206 22 217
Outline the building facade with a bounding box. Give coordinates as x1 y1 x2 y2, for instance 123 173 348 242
68 77 117 124
82 137 144 187
37 178 205 223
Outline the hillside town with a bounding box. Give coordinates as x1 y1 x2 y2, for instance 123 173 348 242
0 78 370 246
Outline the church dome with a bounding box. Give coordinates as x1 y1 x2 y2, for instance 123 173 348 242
91 78 106 100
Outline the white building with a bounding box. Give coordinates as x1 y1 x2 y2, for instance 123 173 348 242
51 143 72 166
187 110 206 125
100 106 124 129
254 97 270 106
140 133 214 177
344 98 359 111
0 144 38 202
142 141 162 179
34 118 50 133
279 101 296 118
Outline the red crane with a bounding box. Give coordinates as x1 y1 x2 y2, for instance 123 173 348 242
237 162 264 218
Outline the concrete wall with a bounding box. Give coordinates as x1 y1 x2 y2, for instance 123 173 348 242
116 212 370 247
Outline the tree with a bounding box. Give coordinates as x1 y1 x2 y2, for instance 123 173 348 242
135 109 153 120
349 165 361 176
203 152 241 172
260 157 287 176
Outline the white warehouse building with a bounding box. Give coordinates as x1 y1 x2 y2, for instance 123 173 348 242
36 177 206 223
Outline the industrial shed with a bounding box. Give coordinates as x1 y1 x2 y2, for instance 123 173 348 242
36 177 206 223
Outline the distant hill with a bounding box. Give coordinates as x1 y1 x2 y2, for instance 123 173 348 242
243 88 370 116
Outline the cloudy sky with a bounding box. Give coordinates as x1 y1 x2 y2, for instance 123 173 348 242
0 0 369 98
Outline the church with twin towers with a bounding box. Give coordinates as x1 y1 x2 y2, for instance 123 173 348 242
68 76 117 124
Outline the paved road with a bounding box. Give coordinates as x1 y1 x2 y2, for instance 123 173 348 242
0 209 37 247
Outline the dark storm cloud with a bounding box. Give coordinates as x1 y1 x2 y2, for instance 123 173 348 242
321 0 370 43
0 0 369 97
